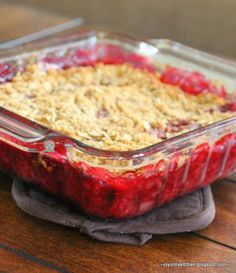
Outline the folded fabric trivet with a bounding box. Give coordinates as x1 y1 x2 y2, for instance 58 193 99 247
12 179 215 245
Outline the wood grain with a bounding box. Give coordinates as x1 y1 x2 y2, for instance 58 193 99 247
0 2 235 273
0 246 59 273
0 173 235 273
196 180 236 249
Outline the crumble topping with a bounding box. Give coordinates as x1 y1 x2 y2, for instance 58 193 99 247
0 63 234 151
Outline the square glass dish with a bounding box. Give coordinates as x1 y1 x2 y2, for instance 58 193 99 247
0 29 236 219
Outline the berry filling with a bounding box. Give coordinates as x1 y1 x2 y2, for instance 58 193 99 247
0 63 17 83
0 45 235 219
160 66 227 97
42 45 156 72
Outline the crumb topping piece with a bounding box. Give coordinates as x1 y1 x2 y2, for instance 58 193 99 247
0 63 234 151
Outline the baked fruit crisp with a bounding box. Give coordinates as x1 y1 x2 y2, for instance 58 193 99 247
0 63 234 151
0 45 235 219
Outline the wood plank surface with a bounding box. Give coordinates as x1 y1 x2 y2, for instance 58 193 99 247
0 246 61 273
196 180 236 249
0 173 235 273
0 2 235 273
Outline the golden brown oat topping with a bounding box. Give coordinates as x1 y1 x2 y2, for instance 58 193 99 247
0 63 234 151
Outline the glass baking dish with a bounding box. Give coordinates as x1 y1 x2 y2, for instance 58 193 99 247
0 28 236 219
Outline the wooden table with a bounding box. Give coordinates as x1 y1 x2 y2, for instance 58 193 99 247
0 3 235 273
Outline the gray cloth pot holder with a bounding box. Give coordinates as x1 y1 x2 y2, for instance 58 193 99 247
12 179 216 245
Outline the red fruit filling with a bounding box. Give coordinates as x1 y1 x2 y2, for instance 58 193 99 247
203 135 231 186
220 101 236 112
160 66 227 97
42 45 156 72
0 47 235 219
222 133 236 175
0 63 17 83
179 143 210 195
158 152 187 206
